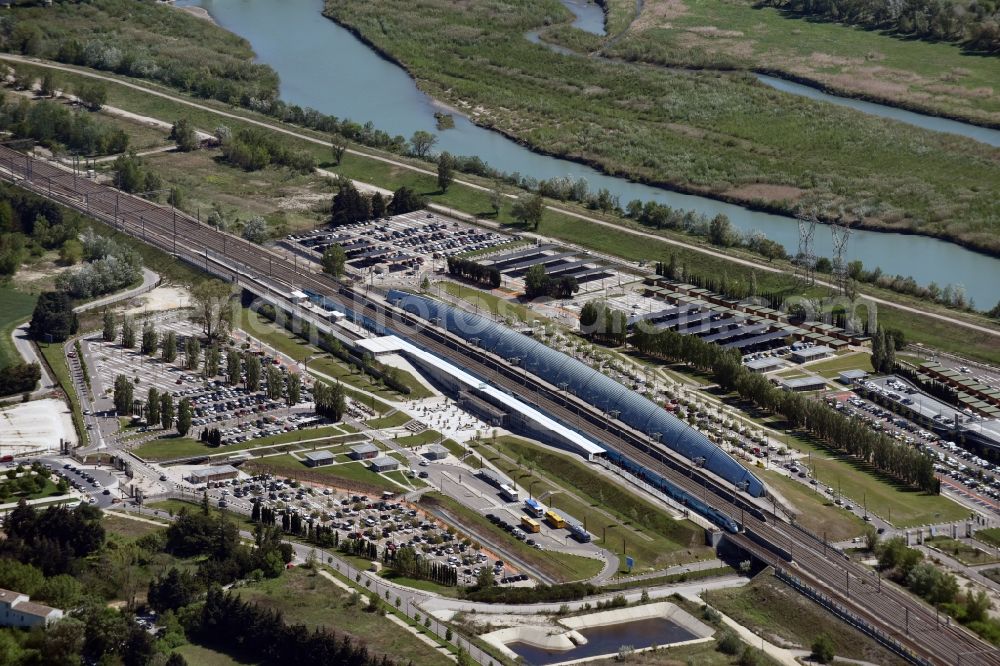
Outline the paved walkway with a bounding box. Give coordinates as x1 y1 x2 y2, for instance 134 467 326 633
3 54 996 339
10 321 55 391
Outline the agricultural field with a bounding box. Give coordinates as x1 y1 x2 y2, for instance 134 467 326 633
324 0 1000 255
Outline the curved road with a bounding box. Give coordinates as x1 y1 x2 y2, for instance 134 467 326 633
2 54 997 340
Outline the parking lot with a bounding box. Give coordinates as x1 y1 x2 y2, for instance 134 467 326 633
288 211 517 275
198 472 519 587
84 315 322 450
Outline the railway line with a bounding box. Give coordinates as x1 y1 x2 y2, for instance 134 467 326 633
1 146 996 665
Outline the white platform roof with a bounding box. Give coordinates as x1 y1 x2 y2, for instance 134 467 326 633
389 336 605 457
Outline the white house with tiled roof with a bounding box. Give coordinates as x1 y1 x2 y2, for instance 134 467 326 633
0 588 63 628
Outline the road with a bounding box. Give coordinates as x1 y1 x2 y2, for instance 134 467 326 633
10 321 55 392
2 54 997 340
2 146 996 664
73 267 161 313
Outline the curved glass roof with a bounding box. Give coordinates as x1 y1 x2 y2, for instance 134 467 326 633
389 291 765 496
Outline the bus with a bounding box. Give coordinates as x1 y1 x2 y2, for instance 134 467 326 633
499 484 519 502
544 510 565 529
569 522 591 542
520 517 541 533
523 498 545 518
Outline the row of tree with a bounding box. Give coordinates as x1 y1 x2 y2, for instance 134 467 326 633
629 326 938 492
330 178 424 225
579 300 629 346
446 256 501 288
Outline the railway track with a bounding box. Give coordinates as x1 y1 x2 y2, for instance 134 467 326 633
2 146 996 665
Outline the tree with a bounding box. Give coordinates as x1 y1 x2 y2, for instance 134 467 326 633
489 181 504 217
177 398 192 436
184 336 201 370
102 310 117 343
190 281 233 342
811 634 835 664
370 191 387 220
409 130 437 158
203 345 221 379
167 187 184 209
266 366 283 401
313 380 346 421
330 178 371 225
59 238 83 265
226 350 242 386
146 387 160 426
120 316 136 349
241 216 268 244
36 616 85 665
170 118 198 152
160 393 175 430
162 331 177 363
28 291 78 342
286 373 301 406
113 375 134 416
437 151 455 192
511 193 544 229
709 214 733 246
524 264 550 299
76 82 107 110
331 135 348 165
387 186 424 215
141 322 158 355
39 71 59 98
321 244 347 279
245 352 261 391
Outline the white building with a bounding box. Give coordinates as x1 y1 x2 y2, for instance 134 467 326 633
0 589 63 628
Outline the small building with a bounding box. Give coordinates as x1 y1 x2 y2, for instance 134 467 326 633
290 289 308 305
350 443 380 460
423 444 449 461
745 357 783 373
790 345 834 364
780 376 827 392
0 589 63 628
838 369 868 385
188 465 239 485
369 455 399 473
303 450 335 467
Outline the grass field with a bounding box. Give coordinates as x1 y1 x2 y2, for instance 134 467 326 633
438 281 532 323
484 436 715 572
252 454 401 492
102 512 166 540
38 341 87 446
0 286 37 370
146 498 256 531
705 571 909 665
0 477 65 503
752 417 968 528
324 0 1000 256
366 411 412 429
805 352 875 378
172 644 254 666
925 536 1000 566
131 426 351 461
602 0 1000 125
975 527 1000 548
759 470 865 542
235 567 453 665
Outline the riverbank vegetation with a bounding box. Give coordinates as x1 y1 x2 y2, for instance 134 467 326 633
323 0 1000 256
592 0 1000 127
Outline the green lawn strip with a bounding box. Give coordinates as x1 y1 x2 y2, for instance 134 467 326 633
974 528 1000 549
438 282 532 323
12 57 996 365
925 536 1000 567
750 416 968 527
234 566 453 666
131 426 351 461
102 512 167 540
37 341 87 446
250 454 400 492
758 470 865 543
600 564 736 592
367 411 412 429
394 430 444 447
704 570 909 665
805 352 875 378
0 286 37 370
485 436 714 571
378 572 460 597
419 491 604 583
445 440 483 469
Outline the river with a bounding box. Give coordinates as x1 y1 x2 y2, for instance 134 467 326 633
178 0 1000 307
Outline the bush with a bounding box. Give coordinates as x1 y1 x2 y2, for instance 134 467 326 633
811 634 835 664
716 629 742 655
